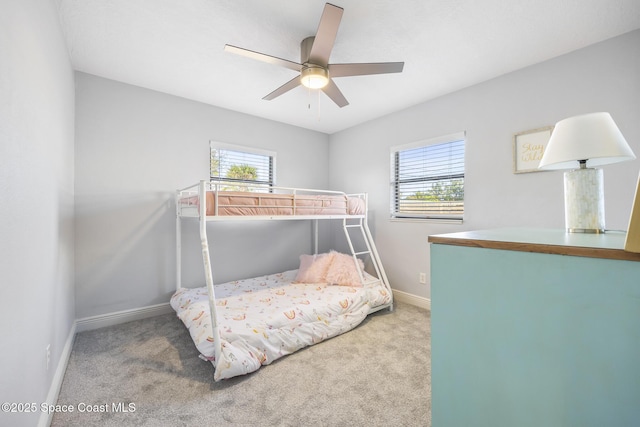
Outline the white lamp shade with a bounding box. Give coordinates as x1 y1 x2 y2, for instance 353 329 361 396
538 112 636 170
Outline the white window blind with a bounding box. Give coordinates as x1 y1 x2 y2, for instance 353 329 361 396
210 142 275 192
390 133 465 220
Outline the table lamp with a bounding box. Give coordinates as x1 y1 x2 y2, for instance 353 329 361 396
538 112 636 233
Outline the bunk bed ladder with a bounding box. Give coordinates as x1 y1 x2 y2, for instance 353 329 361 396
342 217 393 311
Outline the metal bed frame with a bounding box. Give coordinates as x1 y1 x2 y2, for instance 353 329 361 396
175 180 393 367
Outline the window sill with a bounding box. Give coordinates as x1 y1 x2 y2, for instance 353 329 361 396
390 217 464 225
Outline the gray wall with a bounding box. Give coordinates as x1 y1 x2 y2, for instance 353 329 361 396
0 1 76 426
74 73 331 318
329 29 640 301
74 30 640 316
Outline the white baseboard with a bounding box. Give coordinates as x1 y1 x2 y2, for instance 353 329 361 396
392 289 431 311
38 321 76 427
76 302 174 333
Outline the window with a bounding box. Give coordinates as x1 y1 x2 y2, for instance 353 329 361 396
390 132 465 220
210 142 275 192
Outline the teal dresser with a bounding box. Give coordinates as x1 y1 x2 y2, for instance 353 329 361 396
429 228 640 427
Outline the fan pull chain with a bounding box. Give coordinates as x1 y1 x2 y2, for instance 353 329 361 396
305 87 321 121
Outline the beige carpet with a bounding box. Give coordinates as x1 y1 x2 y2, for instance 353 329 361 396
52 301 430 426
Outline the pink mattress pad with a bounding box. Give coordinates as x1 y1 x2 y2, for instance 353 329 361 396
185 191 365 216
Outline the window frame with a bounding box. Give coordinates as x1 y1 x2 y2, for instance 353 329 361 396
209 141 276 192
389 132 466 222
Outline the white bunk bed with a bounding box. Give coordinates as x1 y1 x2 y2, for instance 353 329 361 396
171 180 393 381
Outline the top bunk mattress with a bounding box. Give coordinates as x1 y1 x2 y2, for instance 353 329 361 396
178 190 365 217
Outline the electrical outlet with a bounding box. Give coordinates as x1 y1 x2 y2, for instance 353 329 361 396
419 272 427 284
46 345 50 371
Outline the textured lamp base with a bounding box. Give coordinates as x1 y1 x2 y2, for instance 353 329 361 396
564 167 605 233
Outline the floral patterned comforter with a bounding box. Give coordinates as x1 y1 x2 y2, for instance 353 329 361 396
170 269 391 381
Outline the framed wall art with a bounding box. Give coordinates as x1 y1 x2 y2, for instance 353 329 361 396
513 126 554 173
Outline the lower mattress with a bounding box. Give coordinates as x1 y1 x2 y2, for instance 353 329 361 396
170 269 391 381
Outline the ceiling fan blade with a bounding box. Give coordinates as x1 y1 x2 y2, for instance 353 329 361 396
329 62 404 77
263 76 302 101
321 79 349 108
224 44 302 72
308 3 343 66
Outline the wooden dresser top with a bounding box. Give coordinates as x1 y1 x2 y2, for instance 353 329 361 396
428 228 640 262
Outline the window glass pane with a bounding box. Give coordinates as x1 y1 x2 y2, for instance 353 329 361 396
210 143 274 192
391 136 465 219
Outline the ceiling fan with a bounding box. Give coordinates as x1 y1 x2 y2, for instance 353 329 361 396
223 3 404 108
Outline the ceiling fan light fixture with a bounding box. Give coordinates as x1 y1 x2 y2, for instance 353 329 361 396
300 66 329 89
225 3 403 107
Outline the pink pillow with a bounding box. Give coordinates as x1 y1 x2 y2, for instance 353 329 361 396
294 253 334 283
325 251 365 287
348 197 365 215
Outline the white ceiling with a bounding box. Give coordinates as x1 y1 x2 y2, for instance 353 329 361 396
56 0 640 134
